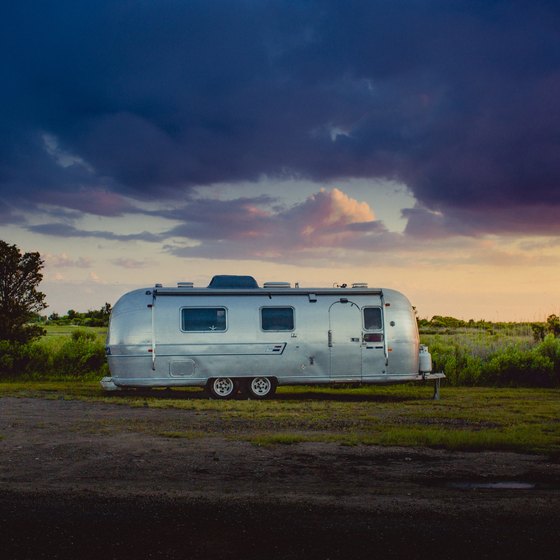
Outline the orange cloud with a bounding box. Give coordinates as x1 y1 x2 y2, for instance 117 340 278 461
296 188 375 245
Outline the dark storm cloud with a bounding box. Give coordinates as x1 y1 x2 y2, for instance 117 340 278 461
27 223 162 243
403 203 560 238
0 200 25 224
2 1 559 234
158 195 277 240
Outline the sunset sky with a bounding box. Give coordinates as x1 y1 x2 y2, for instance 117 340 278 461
1 1 559 320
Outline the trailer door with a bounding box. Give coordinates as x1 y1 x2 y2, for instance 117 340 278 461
361 306 386 378
328 300 362 380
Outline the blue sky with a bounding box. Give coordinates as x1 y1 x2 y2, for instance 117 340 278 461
1 1 559 320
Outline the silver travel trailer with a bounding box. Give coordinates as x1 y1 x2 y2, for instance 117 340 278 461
102 275 444 399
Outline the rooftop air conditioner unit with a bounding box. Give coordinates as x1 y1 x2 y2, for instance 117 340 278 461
263 282 291 288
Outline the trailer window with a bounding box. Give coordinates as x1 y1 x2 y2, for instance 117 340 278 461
261 307 294 331
181 308 227 332
363 307 382 330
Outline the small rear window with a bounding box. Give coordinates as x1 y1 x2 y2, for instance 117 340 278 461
261 307 294 331
363 307 382 330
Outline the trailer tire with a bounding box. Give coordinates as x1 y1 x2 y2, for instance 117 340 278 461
247 377 276 399
207 377 238 399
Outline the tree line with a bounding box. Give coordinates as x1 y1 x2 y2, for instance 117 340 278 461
43 303 112 328
418 314 560 341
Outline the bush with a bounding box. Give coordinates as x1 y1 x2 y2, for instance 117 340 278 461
426 335 485 386
424 330 560 388
0 329 107 379
483 347 554 387
52 330 106 377
536 334 560 385
0 340 51 378
71 329 97 342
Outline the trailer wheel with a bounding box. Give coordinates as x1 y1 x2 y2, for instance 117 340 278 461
247 377 276 399
207 377 238 399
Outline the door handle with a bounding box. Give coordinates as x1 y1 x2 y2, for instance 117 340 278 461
350 337 360 342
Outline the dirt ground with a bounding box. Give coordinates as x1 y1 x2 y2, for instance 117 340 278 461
1 397 560 559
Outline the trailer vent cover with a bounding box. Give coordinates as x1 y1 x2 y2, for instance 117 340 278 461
263 282 291 289
352 283 368 288
208 275 259 289
177 282 194 288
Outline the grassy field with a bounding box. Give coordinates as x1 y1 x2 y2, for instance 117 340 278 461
420 325 560 386
0 326 108 380
1 381 559 455
41 324 107 339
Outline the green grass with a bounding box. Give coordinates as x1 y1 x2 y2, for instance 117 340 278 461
249 433 312 446
1 381 559 454
42 325 107 338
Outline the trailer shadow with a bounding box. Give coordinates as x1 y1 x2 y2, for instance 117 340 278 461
274 391 418 403
106 387 419 403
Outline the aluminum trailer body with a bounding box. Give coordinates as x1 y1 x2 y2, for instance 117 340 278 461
103 276 443 398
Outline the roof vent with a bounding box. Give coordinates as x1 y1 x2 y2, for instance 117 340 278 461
177 282 194 288
352 282 368 288
208 275 259 289
263 282 291 289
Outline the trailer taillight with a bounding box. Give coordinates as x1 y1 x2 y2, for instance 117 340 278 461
363 333 383 342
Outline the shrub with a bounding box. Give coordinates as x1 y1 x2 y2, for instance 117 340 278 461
71 329 97 342
0 340 51 377
536 334 560 385
0 329 107 379
53 331 106 377
426 335 485 386
424 329 559 388
483 347 554 387
0 340 17 375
